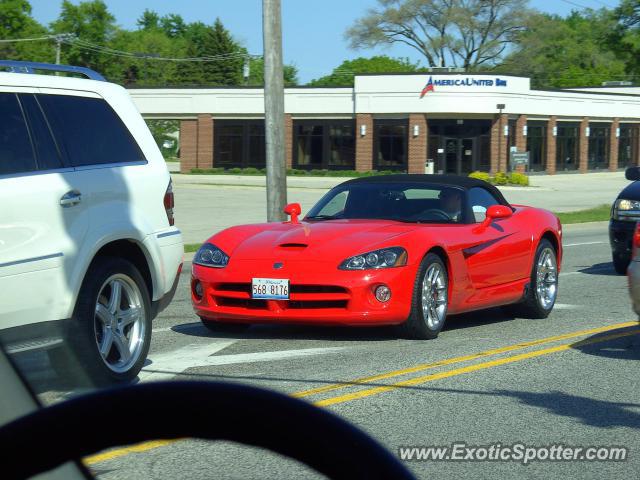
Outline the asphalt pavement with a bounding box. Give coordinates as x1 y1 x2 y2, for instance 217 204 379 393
44 222 640 479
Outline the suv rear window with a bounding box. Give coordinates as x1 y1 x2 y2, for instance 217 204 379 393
37 94 146 167
0 93 37 176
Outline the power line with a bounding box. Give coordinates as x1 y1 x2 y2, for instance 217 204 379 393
66 38 257 62
0 34 260 63
0 35 58 43
558 0 593 9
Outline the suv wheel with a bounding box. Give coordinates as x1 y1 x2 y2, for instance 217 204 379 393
52 257 152 384
613 253 630 275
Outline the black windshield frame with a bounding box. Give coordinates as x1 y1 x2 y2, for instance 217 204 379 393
305 182 475 224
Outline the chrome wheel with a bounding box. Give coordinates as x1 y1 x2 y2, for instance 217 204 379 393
421 263 448 330
535 247 558 310
94 274 146 374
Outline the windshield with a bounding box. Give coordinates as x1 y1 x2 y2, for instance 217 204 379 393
306 182 467 223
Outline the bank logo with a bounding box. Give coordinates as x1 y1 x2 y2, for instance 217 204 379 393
420 76 435 98
420 76 508 98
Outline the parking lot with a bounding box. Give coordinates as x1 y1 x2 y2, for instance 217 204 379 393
17 174 638 479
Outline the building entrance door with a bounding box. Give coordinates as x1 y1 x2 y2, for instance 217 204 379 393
444 138 475 174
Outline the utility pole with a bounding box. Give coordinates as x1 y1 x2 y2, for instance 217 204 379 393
53 33 75 64
262 0 287 222
243 56 250 85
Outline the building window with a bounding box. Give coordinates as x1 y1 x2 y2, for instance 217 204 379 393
588 123 609 170
215 120 265 168
478 134 490 172
526 121 547 172
556 123 579 171
293 120 355 170
619 124 639 168
374 119 407 171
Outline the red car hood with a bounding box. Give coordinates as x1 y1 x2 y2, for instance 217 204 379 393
214 219 421 262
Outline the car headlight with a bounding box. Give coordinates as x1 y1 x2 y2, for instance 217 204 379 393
194 243 229 268
339 247 407 270
612 199 640 221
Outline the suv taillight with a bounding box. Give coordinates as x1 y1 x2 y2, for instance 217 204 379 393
633 222 640 260
164 180 175 226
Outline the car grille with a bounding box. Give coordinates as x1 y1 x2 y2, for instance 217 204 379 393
211 283 350 310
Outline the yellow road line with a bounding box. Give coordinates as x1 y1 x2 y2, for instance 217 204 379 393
84 322 639 466
316 329 640 407
292 322 638 398
85 440 176 465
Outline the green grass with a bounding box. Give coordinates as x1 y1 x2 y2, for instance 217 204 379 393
554 204 611 224
184 243 202 253
189 168 397 177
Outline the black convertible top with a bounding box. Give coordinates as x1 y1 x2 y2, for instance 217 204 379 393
343 174 511 206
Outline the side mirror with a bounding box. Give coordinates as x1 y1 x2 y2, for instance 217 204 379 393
284 203 301 224
478 205 512 230
626 167 640 181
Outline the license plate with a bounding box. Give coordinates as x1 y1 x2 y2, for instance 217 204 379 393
252 278 289 300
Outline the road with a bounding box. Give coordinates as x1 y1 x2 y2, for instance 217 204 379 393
31 222 628 479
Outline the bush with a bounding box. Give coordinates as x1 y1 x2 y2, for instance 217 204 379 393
228 167 243 174
468 171 491 182
493 171 508 185
190 167 224 175
242 167 261 175
508 172 529 186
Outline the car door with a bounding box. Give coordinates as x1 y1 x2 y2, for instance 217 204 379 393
461 186 533 289
0 92 89 331
36 91 148 248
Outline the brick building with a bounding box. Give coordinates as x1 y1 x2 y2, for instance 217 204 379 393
128 74 640 175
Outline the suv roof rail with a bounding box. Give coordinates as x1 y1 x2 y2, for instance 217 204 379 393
0 60 105 81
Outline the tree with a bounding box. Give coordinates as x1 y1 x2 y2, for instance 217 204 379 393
199 18 244 85
246 56 298 86
50 0 118 71
0 0 51 62
308 56 421 86
136 9 160 31
103 28 187 86
145 119 179 158
160 14 186 38
345 0 530 69
613 0 640 80
496 11 626 88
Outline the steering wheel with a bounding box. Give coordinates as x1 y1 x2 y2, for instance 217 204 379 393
0 381 415 480
413 208 452 222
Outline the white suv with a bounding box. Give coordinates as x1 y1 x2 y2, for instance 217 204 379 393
0 61 183 383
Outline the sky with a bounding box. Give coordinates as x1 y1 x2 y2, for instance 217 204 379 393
28 0 620 83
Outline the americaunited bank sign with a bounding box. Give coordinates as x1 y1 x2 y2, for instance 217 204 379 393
420 75 509 98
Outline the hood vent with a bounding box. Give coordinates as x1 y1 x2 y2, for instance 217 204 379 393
279 243 308 250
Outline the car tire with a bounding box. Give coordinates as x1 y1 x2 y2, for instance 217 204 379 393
58 257 152 385
199 317 250 333
612 254 629 275
508 239 558 319
401 253 448 340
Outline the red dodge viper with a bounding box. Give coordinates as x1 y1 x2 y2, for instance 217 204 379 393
191 174 562 339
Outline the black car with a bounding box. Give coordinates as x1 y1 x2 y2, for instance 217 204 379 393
610 167 640 274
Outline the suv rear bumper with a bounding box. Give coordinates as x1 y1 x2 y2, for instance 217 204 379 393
151 264 182 318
